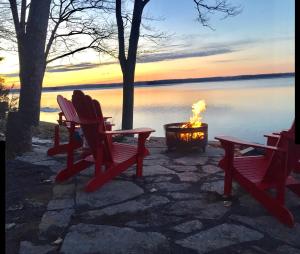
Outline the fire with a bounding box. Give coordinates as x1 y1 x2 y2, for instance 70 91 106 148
180 100 206 141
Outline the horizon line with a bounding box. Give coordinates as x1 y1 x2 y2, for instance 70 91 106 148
10 72 295 92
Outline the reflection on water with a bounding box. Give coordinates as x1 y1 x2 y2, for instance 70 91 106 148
40 77 295 143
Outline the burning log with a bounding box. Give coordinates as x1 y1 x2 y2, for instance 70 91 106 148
164 100 208 152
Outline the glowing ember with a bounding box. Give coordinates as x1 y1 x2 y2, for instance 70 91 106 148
180 100 206 141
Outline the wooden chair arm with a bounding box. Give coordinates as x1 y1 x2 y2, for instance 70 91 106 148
64 118 98 125
215 136 286 153
103 128 155 136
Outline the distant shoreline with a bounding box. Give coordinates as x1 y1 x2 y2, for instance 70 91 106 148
11 72 295 93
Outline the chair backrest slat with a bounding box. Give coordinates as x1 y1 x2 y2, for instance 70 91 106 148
71 90 113 162
57 95 79 123
263 120 296 182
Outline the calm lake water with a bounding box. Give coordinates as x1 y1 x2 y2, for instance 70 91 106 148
40 77 295 143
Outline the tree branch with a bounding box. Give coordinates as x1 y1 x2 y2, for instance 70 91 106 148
116 0 126 72
8 0 21 37
193 0 241 29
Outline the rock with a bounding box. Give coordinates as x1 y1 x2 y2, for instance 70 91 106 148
144 159 169 166
176 172 205 182
52 237 63 245
16 150 49 163
144 176 174 183
5 223 16 231
203 145 225 157
165 200 206 216
142 165 175 176
47 199 74 210
32 137 53 145
84 195 169 218
166 165 198 172
19 241 56 254
175 223 263 254
172 220 203 233
78 165 95 177
76 179 144 209
39 209 74 238
25 199 45 208
202 164 221 174
146 182 191 192
195 202 229 220
286 190 300 208
174 156 208 166
145 153 170 160
201 180 224 195
52 184 75 199
229 215 300 247
238 195 266 215
166 192 200 200
34 159 63 168
275 245 300 254
148 147 167 154
126 214 182 228
60 224 170 254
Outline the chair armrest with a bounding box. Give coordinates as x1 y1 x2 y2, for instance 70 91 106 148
264 134 279 138
215 136 285 153
104 128 155 136
64 118 98 125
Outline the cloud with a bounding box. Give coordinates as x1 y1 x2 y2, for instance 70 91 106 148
1 73 18 78
137 48 234 63
46 61 116 73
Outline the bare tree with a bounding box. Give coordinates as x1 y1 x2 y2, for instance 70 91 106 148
3 0 114 157
116 0 241 130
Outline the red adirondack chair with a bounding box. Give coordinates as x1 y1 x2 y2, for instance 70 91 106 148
264 121 300 173
47 95 113 157
55 90 155 192
215 121 300 227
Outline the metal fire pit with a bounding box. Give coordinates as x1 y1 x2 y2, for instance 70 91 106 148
164 122 208 152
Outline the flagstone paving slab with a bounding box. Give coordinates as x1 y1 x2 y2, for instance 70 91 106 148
195 202 229 220
82 195 170 218
175 223 264 254
146 182 191 192
39 209 74 238
52 184 75 199
142 165 175 176
176 172 206 182
201 180 225 195
60 224 170 254
229 215 300 247
165 192 201 200
47 199 75 210
174 156 208 166
275 244 300 254
172 220 203 233
202 164 222 174
19 241 57 254
76 179 144 209
166 165 198 172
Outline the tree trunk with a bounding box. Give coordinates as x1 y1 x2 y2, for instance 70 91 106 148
122 72 135 130
6 0 51 157
116 0 147 130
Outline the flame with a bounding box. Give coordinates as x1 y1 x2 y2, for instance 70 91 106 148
180 100 206 141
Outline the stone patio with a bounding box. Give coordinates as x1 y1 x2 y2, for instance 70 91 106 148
12 137 300 253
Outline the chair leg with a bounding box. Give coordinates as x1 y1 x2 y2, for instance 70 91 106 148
224 170 233 198
136 157 143 177
56 160 92 182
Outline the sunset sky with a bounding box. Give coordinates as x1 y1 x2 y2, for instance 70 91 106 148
0 0 295 88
